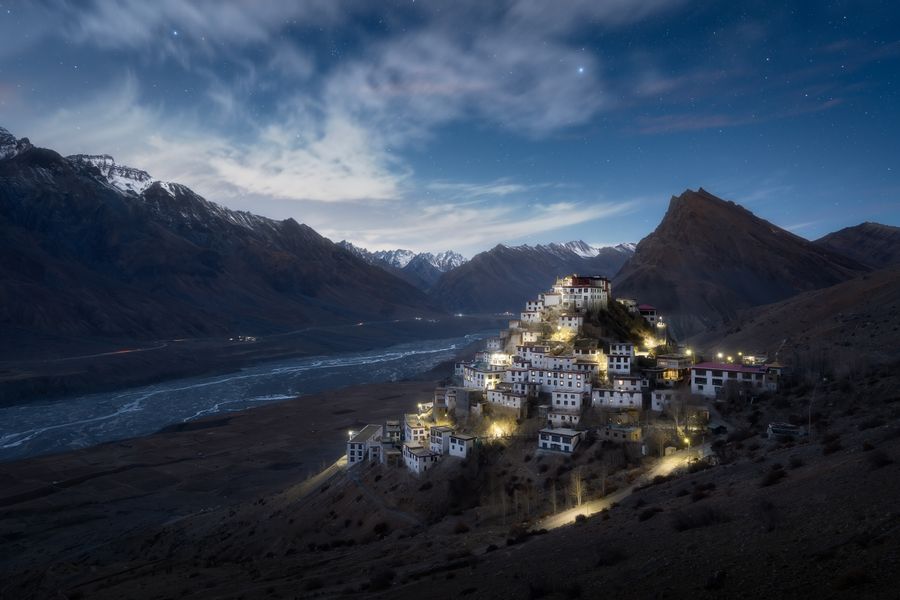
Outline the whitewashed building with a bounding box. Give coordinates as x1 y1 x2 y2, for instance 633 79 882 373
592 388 643 409
557 314 584 332
551 275 610 312
449 433 477 458
347 424 383 466
404 413 428 442
638 304 658 325
462 364 504 390
548 411 581 427
650 389 677 412
537 428 583 453
429 425 454 455
551 390 586 411
402 442 439 475
530 369 590 393
690 362 769 398
525 299 544 312
486 388 528 417
608 342 634 375
520 310 543 324
521 330 541 344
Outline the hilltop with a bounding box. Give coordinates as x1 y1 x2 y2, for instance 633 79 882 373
614 188 868 337
814 222 900 269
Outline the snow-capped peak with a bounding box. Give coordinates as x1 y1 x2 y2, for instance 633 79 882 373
67 153 156 195
502 240 637 258
0 126 32 160
337 242 466 272
371 249 417 269
429 250 467 271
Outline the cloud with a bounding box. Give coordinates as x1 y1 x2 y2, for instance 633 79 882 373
427 179 535 198
24 78 405 203
328 198 639 253
10 0 685 251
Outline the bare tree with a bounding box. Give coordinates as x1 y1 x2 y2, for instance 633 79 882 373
570 467 585 507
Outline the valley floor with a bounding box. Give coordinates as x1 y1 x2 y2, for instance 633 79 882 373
0 371 898 598
0 315 500 405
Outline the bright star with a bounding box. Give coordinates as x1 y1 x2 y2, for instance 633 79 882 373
172 29 179 37
577 66 585 74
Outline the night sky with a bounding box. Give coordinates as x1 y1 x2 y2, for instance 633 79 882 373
1 1 898 255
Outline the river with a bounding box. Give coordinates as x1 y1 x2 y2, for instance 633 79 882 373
0 332 489 462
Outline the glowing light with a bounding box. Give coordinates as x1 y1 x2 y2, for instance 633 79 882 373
348 430 354 439
716 352 724 360
685 348 693 356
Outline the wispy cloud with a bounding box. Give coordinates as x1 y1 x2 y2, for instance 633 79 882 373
329 198 639 253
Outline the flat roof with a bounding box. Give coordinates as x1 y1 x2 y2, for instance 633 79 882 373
692 362 767 374
406 445 436 458
603 424 640 431
539 427 581 437
349 424 381 443
450 433 476 441
431 425 454 433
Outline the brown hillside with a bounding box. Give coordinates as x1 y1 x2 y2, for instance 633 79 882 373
614 188 867 337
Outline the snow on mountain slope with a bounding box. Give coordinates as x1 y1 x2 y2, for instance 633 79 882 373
67 154 155 195
337 242 467 272
0 127 32 160
372 249 417 269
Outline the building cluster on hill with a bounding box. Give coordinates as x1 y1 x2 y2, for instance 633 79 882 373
348 273 786 474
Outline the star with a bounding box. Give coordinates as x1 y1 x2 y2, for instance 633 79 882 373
577 66 585 74
172 29 179 37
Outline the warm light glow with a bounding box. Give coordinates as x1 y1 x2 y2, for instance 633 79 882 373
685 348 693 356
348 430 354 439
716 352 723 359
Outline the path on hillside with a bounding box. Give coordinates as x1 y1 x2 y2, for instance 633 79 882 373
538 444 710 530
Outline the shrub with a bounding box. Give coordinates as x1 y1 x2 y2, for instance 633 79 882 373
760 467 787 487
595 546 627 567
304 578 324 591
822 441 842 455
453 521 470 534
575 514 587 523
671 506 731 532
834 568 870 590
372 522 390 536
867 450 894 470
369 569 396 591
638 507 662 522
858 417 885 431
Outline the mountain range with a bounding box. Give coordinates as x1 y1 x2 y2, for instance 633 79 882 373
0 127 441 346
431 242 635 313
3 126 898 351
337 241 467 291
